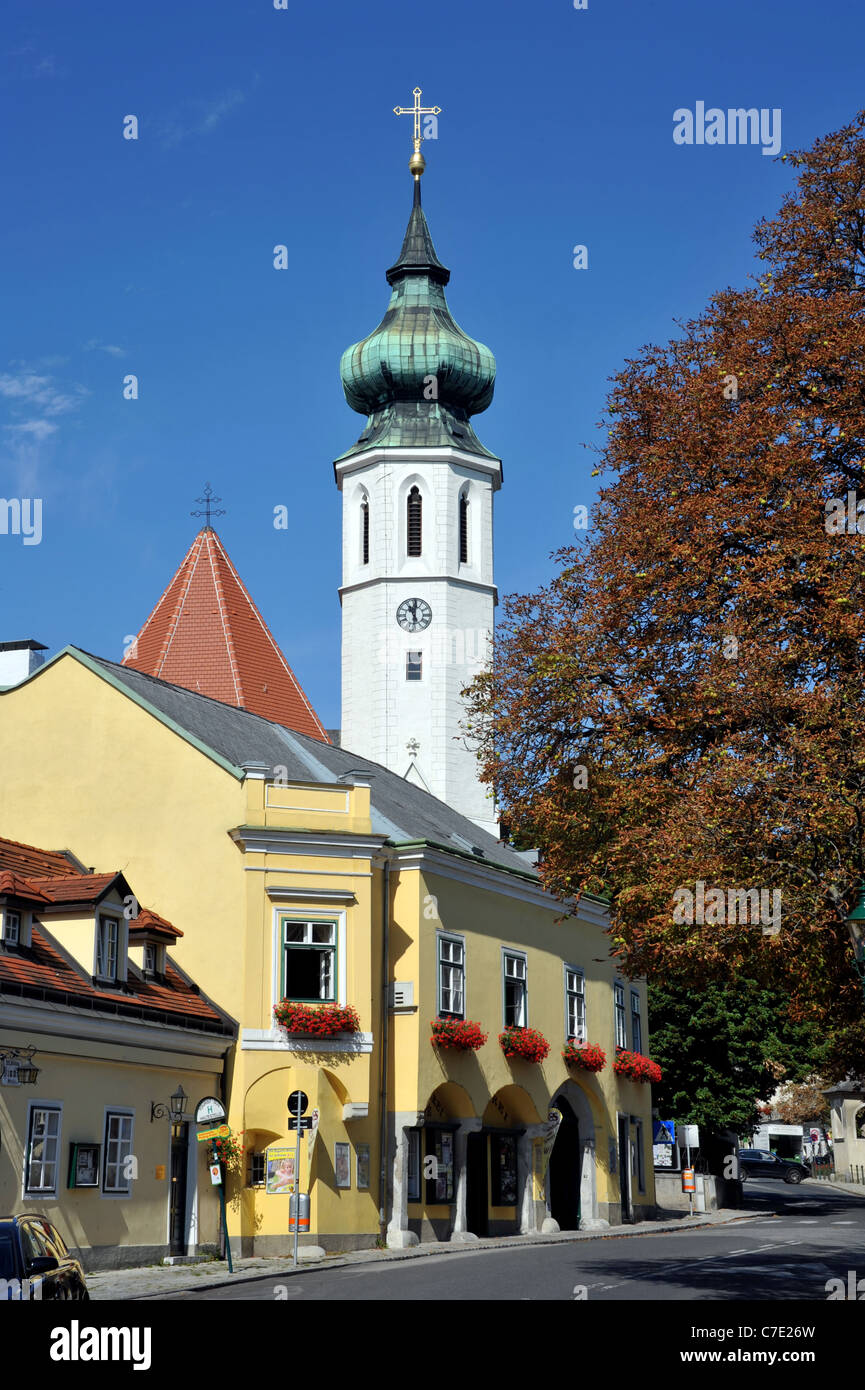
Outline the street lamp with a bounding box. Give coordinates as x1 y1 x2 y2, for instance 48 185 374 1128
845 885 865 997
0 1045 40 1086
150 1084 189 1123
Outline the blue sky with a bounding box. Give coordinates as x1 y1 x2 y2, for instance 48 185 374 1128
2 0 863 727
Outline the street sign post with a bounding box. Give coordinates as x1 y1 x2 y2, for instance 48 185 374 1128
287 1092 308 1265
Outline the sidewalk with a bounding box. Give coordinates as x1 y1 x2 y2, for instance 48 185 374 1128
807 1175 865 1198
87 1207 763 1301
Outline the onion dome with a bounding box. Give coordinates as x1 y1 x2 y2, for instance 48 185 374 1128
338 180 497 460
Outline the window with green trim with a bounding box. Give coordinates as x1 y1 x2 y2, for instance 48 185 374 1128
281 919 337 1002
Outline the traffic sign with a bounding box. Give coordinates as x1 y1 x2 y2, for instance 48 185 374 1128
288 1116 314 1130
197 1124 230 1143
287 1090 309 1117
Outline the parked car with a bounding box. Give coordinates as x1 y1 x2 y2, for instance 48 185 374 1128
0 1215 89 1299
737 1149 811 1184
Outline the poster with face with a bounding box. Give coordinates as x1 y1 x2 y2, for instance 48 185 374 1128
265 1148 296 1194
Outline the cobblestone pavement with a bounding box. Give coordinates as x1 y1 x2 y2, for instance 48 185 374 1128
86 1208 765 1300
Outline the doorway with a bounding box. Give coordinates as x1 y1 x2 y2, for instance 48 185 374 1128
549 1095 581 1230
169 1122 189 1255
466 1132 488 1236
617 1115 632 1223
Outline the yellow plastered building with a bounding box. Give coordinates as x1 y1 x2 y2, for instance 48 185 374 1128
0 647 656 1254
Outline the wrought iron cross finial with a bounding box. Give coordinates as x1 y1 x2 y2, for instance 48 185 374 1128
393 86 441 154
191 483 225 530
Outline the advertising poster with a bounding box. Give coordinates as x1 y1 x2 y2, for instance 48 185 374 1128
265 1147 296 1195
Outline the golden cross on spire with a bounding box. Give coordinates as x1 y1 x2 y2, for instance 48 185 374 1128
393 86 441 174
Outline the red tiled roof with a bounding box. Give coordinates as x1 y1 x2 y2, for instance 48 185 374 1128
129 908 183 939
122 527 329 740
0 925 225 1027
0 837 82 878
0 871 50 902
26 873 120 904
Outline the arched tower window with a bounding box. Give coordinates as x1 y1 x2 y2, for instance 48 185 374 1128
360 497 369 565
459 491 469 565
407 486 422 557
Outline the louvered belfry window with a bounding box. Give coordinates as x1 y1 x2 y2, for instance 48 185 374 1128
459 492 469 564
407 486 422 556
361 498 369 565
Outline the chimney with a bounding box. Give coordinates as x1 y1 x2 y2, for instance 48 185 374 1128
0 640 47 687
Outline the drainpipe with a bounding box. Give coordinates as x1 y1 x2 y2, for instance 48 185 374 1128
378 857 391 1243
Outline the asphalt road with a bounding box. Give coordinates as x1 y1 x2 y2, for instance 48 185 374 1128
161 1179 865 1302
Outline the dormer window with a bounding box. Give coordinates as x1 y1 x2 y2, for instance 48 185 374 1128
96 915 119 981
142 942 166 975
3 909 21 945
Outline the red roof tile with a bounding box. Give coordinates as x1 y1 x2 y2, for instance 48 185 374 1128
0 926 226 1028
129 908 183 939
0 871 50 902
0 837 83 878
26 873 120 904
122 527 329 740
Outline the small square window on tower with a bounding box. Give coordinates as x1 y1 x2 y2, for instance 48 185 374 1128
406 651 422 681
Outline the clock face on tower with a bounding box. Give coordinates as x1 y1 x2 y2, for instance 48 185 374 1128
396 598 432 632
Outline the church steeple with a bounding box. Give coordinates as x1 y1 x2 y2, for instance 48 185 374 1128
338 152 496 462
335 91 500 837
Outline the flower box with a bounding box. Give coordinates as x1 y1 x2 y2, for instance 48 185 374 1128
273 1001 360 1037
562 1039 606 1072
499 1026 550 1064
430 1018 488 1051
613 1048 662 1084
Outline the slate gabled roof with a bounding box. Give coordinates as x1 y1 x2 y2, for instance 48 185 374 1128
122 527 328 741
78 650 540 880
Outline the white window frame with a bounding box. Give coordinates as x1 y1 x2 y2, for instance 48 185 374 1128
614 981 627 1049
95 913 125 982
406 650 423 682
272 909 347 1010
280 918 338 1002
502 948 528 1028
23 1102 63 1199
630 989 642 1053
102 1108 135 1198
3 909 21 945
564 964 586 1043
437 933 465 1019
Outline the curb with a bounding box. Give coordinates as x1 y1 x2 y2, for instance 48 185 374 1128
91 1209 764 1301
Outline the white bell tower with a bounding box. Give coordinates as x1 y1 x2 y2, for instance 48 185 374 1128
335 155 500 837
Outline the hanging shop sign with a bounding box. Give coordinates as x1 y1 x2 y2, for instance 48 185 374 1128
196 1124 230 1144
195 1097 226 1125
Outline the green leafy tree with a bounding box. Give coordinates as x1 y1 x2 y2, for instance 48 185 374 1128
648 978 826 1133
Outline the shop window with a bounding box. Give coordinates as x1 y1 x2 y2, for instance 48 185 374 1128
281 919 336 1001
425 1130 455 1204
503 951 527 1027
407 1129 421 1202
490 1134 518 1206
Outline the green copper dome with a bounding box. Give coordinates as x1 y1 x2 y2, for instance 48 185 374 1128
338 182 497 460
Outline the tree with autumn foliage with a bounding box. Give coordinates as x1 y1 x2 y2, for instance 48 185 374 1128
465 113 865 1078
